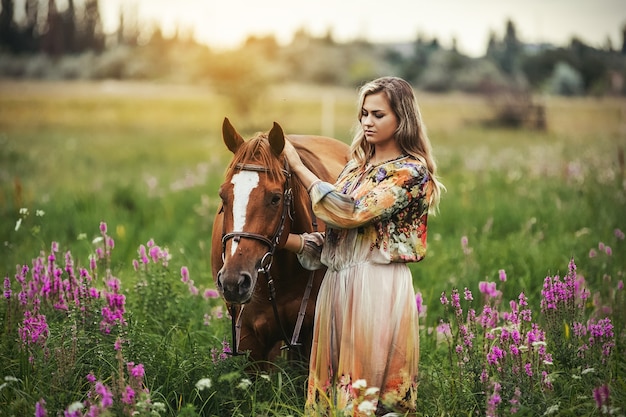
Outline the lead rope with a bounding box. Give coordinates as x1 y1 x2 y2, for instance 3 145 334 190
230 303 245 355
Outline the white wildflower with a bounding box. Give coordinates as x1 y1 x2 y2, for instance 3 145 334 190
4 376 18 382
77 233 87 241
19 208 28 215
152 402 166 412
14 218 22 232
237 378 252 390
531 341 547 347
357 400 377 415
352 379 367 390
195 378 212 391
364 387 380 397
260 374 271 381
543 403 560 415
35 210 45 217
92 236 104 244
67 402 84 413
581 367 595 375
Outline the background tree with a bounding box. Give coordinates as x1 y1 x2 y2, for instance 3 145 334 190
0 0 17 52
41 0 64 56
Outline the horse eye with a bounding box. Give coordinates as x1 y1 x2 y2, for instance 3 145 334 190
270 194 281 206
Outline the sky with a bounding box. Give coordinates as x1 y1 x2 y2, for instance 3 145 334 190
96 0 626 57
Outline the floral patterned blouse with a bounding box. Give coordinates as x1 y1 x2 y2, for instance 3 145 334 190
309 155 431 268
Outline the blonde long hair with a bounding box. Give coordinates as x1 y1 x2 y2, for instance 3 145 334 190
349 76 444 212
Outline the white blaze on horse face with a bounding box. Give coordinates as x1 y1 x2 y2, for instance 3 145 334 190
230 170 260 256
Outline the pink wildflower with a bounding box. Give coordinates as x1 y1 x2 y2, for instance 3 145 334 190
498 269 507 282
35 398 47 417
204 289 220 299
95 382 113 408
415 291 425 315
463 287 473 301
130 363 145 379
122 385 136 405
181 266 190 283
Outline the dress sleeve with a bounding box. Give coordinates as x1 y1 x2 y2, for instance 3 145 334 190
309 162 430 229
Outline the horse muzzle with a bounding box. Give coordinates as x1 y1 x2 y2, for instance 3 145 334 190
216 267 256 304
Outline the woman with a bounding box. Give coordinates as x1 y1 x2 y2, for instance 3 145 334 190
283 76 443 416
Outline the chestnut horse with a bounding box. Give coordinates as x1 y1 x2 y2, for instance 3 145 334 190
211 118 349 364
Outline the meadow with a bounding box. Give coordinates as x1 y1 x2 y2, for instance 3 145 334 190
0 80 625 416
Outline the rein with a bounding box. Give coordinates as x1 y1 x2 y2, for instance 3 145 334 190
221 159 315 356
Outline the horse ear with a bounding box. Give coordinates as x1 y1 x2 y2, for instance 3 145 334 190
268 122 285 157
222 117 244 154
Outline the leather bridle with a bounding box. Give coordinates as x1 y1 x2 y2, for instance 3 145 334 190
220 158 314 356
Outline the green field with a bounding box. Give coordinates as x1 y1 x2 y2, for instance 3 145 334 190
1 80 625 416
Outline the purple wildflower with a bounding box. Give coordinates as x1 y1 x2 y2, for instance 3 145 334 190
615 228 625 240
35 398 47 417
479 281 500 298
204 289 220 299
95 382 113 408
436 322 452 338
121 385 136 405
487 382 502 417
451 289 461 309
130 363 145 379
3 275 11 299
99 222 107 234
181 266 190 283
593 384 610 409
487 345 505 365
498 269 507 282
440 292 449 305
524 362 533 377
463 287 473 301
415 291 425 315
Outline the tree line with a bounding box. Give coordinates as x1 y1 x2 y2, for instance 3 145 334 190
1 1 625 101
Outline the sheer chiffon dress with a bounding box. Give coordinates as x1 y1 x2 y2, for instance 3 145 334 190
303 155 431 416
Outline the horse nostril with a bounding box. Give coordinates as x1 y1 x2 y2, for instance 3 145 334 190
238 273 252 295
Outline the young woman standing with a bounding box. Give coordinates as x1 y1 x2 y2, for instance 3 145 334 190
283 76 444 416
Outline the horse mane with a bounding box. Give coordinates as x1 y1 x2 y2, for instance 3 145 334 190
225 133 286 183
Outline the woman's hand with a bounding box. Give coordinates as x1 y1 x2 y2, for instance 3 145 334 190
284 139 320 191
283 139 304 171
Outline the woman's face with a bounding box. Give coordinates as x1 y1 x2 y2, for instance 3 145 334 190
360 92 398 148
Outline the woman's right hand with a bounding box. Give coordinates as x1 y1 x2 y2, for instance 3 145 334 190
284 139 321 192
283 139 304 170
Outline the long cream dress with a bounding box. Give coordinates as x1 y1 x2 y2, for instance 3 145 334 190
304 155 431 416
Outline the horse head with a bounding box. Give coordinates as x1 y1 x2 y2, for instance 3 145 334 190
216 118 293 304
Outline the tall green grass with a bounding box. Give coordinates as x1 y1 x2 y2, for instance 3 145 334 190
1 81 625 416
